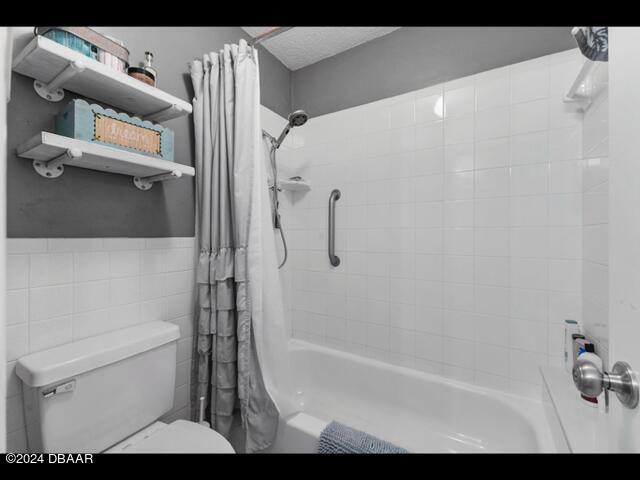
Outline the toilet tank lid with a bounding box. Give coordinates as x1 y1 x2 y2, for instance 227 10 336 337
16 321 180 387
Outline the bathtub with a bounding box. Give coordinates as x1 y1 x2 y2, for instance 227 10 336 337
268 339 556 453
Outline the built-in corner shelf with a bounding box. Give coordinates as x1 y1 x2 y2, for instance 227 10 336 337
564 59 608 112
12 35 192 122
17 132 195 191
279 178 311 192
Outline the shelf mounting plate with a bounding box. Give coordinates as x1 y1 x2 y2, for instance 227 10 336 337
33 148 83 178
33 80 64 102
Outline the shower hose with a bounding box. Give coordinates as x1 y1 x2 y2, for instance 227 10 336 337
277 220 288 269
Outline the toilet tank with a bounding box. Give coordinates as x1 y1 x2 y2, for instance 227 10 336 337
16 321 180 453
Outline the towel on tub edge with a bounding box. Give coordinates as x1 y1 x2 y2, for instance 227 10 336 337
318 420 408 454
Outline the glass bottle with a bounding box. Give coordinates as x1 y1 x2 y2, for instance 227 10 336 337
143 51 157 84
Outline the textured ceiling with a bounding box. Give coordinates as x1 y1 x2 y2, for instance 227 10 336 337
242 27 401 70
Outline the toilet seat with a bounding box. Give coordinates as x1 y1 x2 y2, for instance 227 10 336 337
107 420 235 453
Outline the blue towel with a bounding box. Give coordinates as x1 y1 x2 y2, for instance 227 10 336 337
318 421 408 454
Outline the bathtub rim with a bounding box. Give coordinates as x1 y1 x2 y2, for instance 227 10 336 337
286 338 557 453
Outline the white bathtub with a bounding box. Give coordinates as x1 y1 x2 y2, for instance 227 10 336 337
268 339 556 453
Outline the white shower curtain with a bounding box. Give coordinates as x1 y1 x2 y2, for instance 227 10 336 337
189 39 294 453
249 134 298 424
241 43 297 441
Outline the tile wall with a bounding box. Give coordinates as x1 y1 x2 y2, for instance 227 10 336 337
581 64 609 362
5 237 196 451
281 49 586 399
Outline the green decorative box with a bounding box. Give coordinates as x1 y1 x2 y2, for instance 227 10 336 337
55 99 174 161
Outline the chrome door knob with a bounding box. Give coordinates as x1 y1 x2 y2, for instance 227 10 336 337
572 358 639 409
572 360 604 397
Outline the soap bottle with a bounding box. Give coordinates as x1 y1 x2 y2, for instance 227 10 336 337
571 334 586 370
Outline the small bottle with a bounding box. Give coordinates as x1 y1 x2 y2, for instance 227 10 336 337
570 333 585 372
143 51 157 85
563 320 581 373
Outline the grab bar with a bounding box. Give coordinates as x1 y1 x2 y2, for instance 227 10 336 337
328 189 341 267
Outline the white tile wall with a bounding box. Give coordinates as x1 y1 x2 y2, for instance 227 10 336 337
5 237 196 452
582 63 609 363
281 49 586 400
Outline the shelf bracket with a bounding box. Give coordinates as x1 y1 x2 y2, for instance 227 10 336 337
33 148 82 178
133 169 182 191
563 94 592 112
143 104 186 123
33 60 86 102
563 59 596 112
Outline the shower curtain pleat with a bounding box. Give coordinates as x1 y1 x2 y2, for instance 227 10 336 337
189 40 278 452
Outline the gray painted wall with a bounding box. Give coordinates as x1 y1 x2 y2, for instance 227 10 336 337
292 27 577 117
7 27 291 238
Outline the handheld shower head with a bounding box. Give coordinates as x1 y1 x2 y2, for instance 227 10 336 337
273 110 308 149
288 110 308 127
266 110 308 269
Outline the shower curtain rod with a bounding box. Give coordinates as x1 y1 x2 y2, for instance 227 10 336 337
248 27 294 47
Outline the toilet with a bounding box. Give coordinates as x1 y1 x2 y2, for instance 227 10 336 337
15 321 235 453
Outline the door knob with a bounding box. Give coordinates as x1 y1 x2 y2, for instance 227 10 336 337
572 358 639 409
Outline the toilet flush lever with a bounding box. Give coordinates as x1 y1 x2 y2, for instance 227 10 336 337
572 359 639 409
42 379 76 399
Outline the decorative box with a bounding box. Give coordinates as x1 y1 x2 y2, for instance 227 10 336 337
36 27 130 73
55 99 174 161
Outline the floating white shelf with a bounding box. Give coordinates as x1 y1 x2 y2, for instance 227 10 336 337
279 178 311 192
564 59 608 112
17 132 195 191
12 36 192 122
